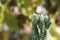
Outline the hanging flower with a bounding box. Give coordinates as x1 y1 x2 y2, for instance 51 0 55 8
3 23 9 31
10 6 20 15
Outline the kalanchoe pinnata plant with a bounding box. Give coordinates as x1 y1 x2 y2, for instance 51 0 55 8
30 6 51 40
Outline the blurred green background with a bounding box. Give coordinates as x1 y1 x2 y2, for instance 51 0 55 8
0 0 60 40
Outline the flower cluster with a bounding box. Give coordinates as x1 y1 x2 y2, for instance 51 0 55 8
36 6 48 14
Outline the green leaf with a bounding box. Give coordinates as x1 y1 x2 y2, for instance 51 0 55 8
0 7 1 13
